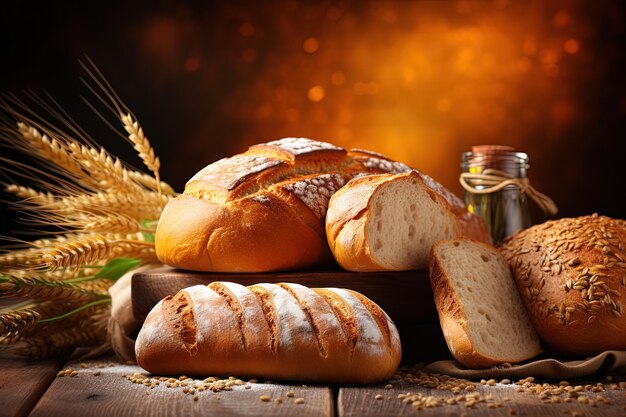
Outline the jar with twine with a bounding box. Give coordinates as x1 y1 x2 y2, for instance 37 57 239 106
460 145 558 244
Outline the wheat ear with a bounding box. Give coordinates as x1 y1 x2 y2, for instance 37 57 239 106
0 305 40 338
41 235 154 271
5 185 60 208
127 170 176 195
17 123 86 178
41 235 112 271
0 274 109 303
59 192 167 220
12 318 108 358
120 113 162 196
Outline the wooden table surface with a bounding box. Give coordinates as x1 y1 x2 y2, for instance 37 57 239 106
1 354 625 417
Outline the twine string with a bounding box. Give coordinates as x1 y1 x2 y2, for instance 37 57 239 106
460 168 558 216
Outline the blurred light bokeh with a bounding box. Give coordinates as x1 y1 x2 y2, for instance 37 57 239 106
1 0 624 231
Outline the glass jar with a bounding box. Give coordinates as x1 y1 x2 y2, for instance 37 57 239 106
461 146 532 244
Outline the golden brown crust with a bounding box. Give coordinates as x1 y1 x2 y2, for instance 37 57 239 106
327 172 488 272
156 138 415 272
136 282 401 384
499 214 626 356
156 138 488 272
155 193 329 272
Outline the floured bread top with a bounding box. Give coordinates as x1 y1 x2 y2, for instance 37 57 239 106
141 281 400 359
183 137 413 221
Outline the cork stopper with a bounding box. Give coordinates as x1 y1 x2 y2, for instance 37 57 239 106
471 145 516 154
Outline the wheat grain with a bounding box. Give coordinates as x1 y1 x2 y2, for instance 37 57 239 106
0 274 109 303
40 235 155 271
0 248 42 268
82 214 142 234
120 113 162 195
41 235 113 271
127 170 176 195
59 192 167 220
14 324 107 359
5 185 60 208
16 123 86 178
67 142 139 192
0 307 40 338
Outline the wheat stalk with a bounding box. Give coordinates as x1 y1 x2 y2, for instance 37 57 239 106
5 185 60 208
0 60 176 358
0 274 109 303
16 123 87 179
120 113 162 196
127 170 175 195
11 315 108 358
0 305 40 338
81 213 143 234
40 235 112 271
0 247 42 269
66 142 136 192
40 235 155 271
59 192 167 220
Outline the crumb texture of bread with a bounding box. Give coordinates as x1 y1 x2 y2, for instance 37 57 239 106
499 214 626 356
429 238 541 368
326 171 484 272
135 282 402 384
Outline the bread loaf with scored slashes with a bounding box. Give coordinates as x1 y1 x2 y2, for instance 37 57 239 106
155 137 488 272
135 282 402 384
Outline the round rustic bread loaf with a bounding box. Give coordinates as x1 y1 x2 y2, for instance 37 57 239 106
156 137 488 272
499 214 626 356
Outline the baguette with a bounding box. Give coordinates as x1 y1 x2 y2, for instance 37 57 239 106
135 281 401 384
429 238 541 368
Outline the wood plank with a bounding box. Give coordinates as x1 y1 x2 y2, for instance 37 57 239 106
0 353 66 417
338 378 626 417
29 357 334 417
132 266 434 326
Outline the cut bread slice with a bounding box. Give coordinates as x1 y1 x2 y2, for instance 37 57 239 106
429 238 541 368
325 171 461 271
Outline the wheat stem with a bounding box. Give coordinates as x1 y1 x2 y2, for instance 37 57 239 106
120 113 162 196
37 298 111 323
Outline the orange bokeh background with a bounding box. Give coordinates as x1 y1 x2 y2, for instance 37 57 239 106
1 0 624 231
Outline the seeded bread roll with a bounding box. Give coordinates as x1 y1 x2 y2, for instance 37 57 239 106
429 238 541 368
325 172 491 272
155 138 413 272
499 214 626 356
135 282 401 384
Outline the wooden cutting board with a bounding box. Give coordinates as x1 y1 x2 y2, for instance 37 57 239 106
132 267 436 325
131 267 450 362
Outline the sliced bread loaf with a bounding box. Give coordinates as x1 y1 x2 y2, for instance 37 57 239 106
326 171 461 271
429 238 541 368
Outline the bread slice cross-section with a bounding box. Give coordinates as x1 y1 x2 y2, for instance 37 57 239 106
429 238 541 368
325 171 462 271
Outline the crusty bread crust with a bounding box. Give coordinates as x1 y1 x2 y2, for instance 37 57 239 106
326 172 489 272
499 214 626 356
156 138 489 272
156 138 413 272
135 282 402 384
